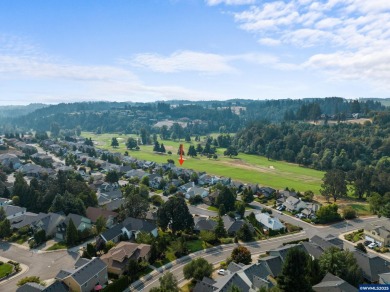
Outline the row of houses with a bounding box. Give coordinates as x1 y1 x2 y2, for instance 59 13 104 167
194 233 390 291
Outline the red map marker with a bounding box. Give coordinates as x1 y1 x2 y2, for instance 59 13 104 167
179 144 185 166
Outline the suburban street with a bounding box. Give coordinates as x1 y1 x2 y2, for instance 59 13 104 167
132 205 390 292
0 242 78 292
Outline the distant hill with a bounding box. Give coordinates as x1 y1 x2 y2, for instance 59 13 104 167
0 103 47 117
360 98 390 107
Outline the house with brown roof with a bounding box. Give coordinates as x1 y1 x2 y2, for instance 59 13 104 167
86 207 118 228
100 242 151 275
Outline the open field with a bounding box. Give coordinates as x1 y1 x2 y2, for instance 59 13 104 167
82 132 325 193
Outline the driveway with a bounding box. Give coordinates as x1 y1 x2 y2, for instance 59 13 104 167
0 241 78 292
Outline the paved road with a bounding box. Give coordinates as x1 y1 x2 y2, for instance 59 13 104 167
0 242 78 292
133 232 308 292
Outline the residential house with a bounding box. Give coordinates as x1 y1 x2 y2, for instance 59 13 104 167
17 281 69 292
353 250 390 283
98 217 158 244
282 196 307 212
32 212 66 237
102 198 125 212
185 187 209 199
18 163 54 178
121 217 158 239
364 222 390 247
0 197 12 207
56 257 107 292
56 214 92 240
179 182 195 193
2 205 26 220
203 190 219 206
267 244 304 262
379 272 390 284
9 212 43 230
31 153 53 164
100 242 151 275
193 261 273 292
255 213 285 231
86 207 118 228
0 153 21 169
222 215 254 236
258 187 275 198
301 203 321 218
194 217 216 232
124 169 148 180
312 273 358 292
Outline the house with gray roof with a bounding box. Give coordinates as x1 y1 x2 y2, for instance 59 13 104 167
255 213 285 231
32 212 66 237
56 214 92 240
313 273 358 292
194 217 217 232
2 205 26 220
57 257 107 292
353 250 390 283
193 261 273 292
222 215 254 235
0 153 21 169
282 196 307 212
185 186 209 199
17 281 69 292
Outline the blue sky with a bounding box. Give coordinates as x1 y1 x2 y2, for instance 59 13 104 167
0 0 389 105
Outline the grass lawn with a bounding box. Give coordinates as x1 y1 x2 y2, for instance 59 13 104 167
46 242 68 251
207 206 218 211
153 258 172 268
181 282 196 292
0 263 13 278
82 132 325 193
348 203 371 216
187 239 212 253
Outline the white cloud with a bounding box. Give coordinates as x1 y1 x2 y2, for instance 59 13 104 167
130 51 236 74
258 37 281 46
205 0 255 6
230 0 390 87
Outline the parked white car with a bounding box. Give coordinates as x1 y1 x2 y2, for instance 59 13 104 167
218 269 225 275
368 242 378 249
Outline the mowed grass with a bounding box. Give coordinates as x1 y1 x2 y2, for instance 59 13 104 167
82 132 324 193
0 262 13 278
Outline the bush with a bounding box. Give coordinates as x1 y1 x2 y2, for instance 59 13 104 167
17 276 45 287
0 261 3 265
261 208 272 214
219 238 233 244
343 206 357 219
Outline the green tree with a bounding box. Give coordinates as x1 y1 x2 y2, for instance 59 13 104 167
150 272 180 292
157 196 194 233
218 204 226 216
343 206 357 219
200 230 217 244
237 223 253 242
66 218 79 246
33 229 46 245
320 169 347 202
319 247 363 287
187 145 197 157
356 242 367 253
105 170 119 184
126 137 138 149
231 246 252 265
214 216 227 238
316 204 342 224
235 201 246 218
367 192 382 215
104 240 116 253
224 146 238 157
0 207 5 221
183 258 213 282
216 186 236 212
277 247 313 292
242 187 254 204
124 193 149 219
111 137 119 148
95 215 106 234
140 176 150 187
0 219 11 238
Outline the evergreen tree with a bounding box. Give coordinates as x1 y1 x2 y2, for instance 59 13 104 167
277 247 313 292
95 215 106 234
66 218 79 246
242 188 254 204
111 137 119 148
160 143 166 153
231 246 252 265
214 216 227 238
187 145 197 157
